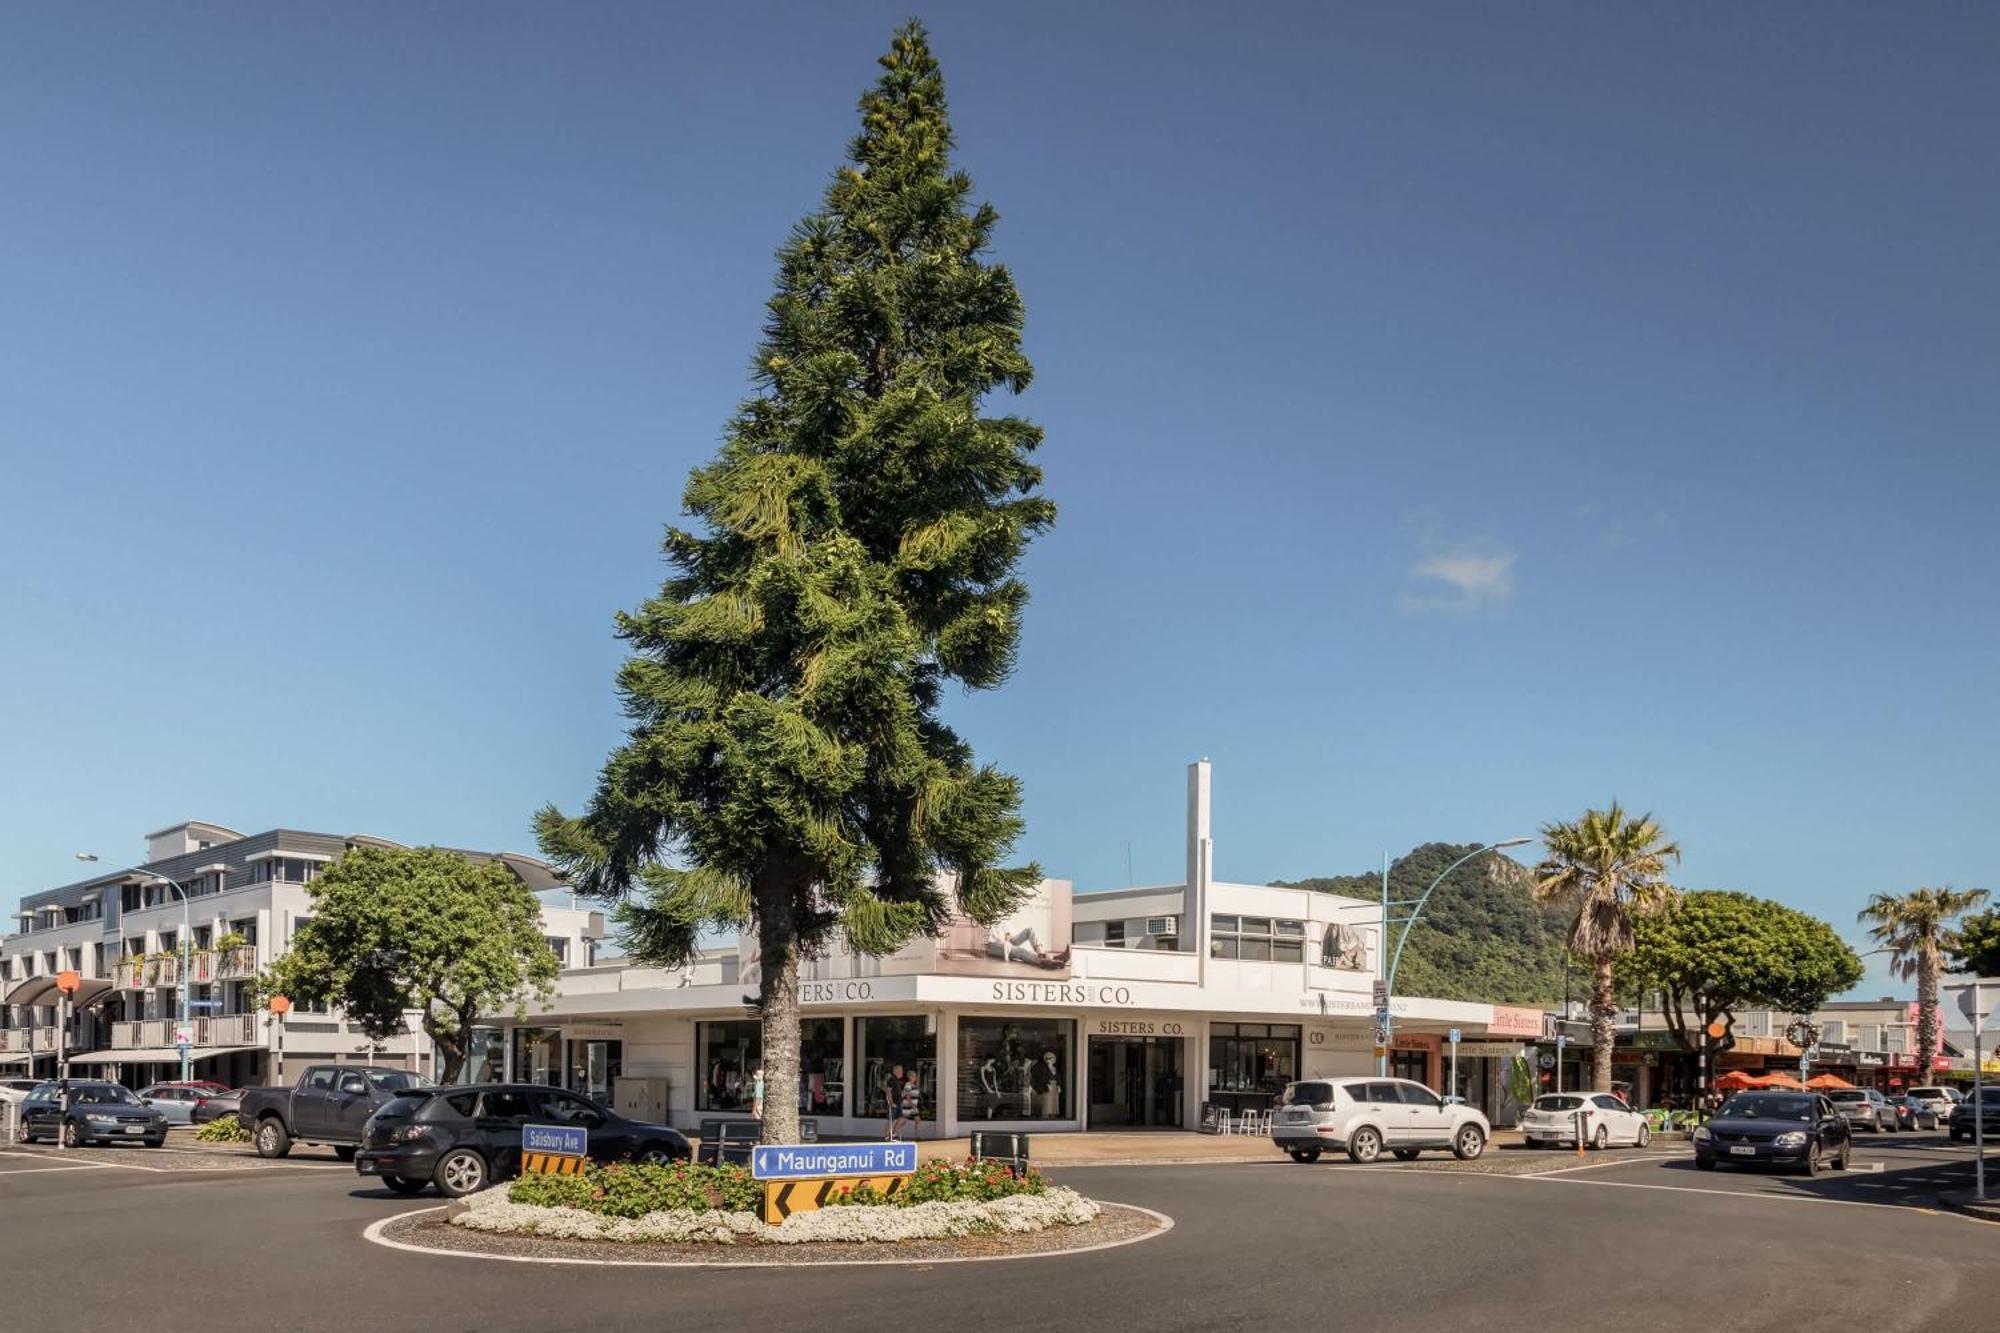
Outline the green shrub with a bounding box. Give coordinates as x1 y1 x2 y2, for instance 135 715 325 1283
823 1158 1048 1208
195 1116 250 1143
508 1162 760 1217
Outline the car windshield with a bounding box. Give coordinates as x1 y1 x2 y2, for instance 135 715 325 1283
368 1071 436 1092
1281 1081 1335 1106
1534 1095 1585 1111
1720 1094 1812 1121
73 1085 142 1106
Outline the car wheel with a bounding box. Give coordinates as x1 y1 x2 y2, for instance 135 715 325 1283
1288 1147 1322 1163
1524 1137 1545 1149
1346 1127 1383 1164
434 1148 488 1198
144 1136 165 1149
1453 1124 1487 1161
1951 1129 1965 1143
637 1146 678 1166
1391 1148 1421 1161
1833 1141 1851 1171
1636 1123 1651 1148
1591 1124 1610 1151
1695 1156 1718 1171
61 1120 81 1149
334 1146 358 1162
384 1174 429 1195
254 1118 293 1159
1800 1142 1823 1177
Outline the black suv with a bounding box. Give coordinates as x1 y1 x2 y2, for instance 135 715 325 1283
1948 1091 2000 1144
353 1083 691 1197
18 1080 169 1148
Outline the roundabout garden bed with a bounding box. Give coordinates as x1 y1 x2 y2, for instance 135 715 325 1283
368 1159 1169 1266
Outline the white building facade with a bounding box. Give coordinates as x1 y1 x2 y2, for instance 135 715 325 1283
479 763 1546 1135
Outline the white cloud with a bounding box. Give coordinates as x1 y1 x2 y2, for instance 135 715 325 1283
1401 541 1517 614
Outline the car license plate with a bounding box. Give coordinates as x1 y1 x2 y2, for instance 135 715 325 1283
1729 1145 1756 1156
124 1125 147 1135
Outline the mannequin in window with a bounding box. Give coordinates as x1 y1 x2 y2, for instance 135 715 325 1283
1032 1049 1061 1117
979 1057 1001 1118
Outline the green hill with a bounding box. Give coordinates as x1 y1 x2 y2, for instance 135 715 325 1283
1275 842 1575 1007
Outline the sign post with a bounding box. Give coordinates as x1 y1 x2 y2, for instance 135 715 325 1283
520 1122 590 1176
751 1141 918 1224
1448 1028 1461 1101
1555 1032 1567 1095
1372 979 1391 1077
54 971 80 1154
1948 978 1998 1202
267 995 291 1087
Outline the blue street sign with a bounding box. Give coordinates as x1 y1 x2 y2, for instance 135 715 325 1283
752 1141 916 1181
187 1000 223 1010
1448 1028 1462 1044
522 1123 589 1158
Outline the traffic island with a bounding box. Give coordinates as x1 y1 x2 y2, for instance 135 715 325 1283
366 1159 1169 1266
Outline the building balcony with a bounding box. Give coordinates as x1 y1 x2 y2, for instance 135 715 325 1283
109 1013 260 1049
0 1028 60 1054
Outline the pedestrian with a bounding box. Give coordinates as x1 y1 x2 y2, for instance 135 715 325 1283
751 1065 765 1121
884 1063 907 1140
900 1068 923 1140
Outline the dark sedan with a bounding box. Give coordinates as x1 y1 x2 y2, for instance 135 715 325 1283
1692 1092 1852 1175
191 1088 245 1124
1948 1092 2000 1144
18 1080 169 1148
353 1083 691 1197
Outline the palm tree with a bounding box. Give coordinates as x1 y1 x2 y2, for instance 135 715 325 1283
1858 886 1991 1080
1535 803 1682 1092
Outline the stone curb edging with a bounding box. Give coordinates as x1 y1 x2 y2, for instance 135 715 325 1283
363 1201 1172 1268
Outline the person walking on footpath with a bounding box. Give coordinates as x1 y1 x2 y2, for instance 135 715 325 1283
900 1068 923 1141
884 1063 908 1140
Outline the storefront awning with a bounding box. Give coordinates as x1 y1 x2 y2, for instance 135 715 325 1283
3 975 119 1009
67 1046 260 1065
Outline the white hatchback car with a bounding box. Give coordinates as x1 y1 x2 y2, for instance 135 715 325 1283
1520 1092 1651 1149
1270 1076 1491 1164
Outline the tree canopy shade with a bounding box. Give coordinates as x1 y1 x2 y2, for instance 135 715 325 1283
1950 907 2000 978
535 22 1051 1144
263 846 561 1083
1859 886 1990 1080
1618 890 1863 1060
1534 804 1680 1093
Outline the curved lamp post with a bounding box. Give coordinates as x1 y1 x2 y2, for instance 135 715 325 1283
78 853 192 1083
1377 839 1534 1077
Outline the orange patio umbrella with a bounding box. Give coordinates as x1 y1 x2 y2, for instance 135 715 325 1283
1713 1070 1758 1091
1806 1073 1855 1090
1754 1072 1808 1090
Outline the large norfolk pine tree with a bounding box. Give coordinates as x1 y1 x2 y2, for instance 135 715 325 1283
537 23 1052 1144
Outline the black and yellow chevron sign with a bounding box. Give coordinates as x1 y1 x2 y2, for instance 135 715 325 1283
762 1175 907 1224
521 1151 589 1176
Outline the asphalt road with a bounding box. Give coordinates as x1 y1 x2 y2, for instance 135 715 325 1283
2 1133 1993 1333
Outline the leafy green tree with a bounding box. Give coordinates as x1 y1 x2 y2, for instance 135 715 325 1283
1859 886 1990 1078
1618 890 1863 1070
536 22 1051 1144
1534 804 1681 1092
264 846 561 1082
1950 907 2000 978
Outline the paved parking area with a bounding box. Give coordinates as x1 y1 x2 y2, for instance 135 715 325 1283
0 1137 353 1173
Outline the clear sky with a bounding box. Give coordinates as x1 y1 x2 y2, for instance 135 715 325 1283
4 3 1995 1000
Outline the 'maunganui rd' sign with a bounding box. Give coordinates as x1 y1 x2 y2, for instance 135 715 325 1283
750 1141 917 1181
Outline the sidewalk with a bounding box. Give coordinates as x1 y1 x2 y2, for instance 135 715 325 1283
817 1127 1535 1167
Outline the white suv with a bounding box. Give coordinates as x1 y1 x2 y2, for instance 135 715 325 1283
1270 1076 1491 1164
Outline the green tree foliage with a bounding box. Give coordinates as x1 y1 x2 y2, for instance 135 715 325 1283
1859 886 1990 1078
1535 804 1681 1093
1278 843 1575 1007
263 846 560 1082
536 22 1051 1143
1618 891 1862 1063
1950 907 2000 978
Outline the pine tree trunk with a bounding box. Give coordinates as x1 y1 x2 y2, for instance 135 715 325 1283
756 874 802 1146
1916 944 1940 1080
1591 956 1616 1093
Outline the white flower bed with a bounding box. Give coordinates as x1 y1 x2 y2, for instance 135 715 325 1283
447 1184 1102 1246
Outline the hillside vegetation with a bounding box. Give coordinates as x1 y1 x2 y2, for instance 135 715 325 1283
1274 842 1574 1007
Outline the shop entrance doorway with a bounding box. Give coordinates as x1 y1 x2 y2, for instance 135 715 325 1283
1087 1036 1185 1127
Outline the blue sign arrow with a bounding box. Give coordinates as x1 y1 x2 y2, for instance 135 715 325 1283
521 1123 589 1157
752 1141 916 1181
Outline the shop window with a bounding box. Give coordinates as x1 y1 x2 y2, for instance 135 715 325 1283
513 1027 562 1086
958 1017 1074 1121
1210 916 1304 962
1390 1048 1428 1086
698 1020 762 1112
800 1017 844 1115
857 1015 936 1119
1207 1022 1301 1096
463 1028 506 1084
1104 922 1125 949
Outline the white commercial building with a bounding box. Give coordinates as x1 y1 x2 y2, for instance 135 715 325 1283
1 821 603 1090
478 762 1546 1135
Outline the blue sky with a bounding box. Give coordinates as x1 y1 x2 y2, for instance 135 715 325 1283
3 3 1995 999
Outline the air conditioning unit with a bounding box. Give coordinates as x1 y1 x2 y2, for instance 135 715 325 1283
1146 916 1178 936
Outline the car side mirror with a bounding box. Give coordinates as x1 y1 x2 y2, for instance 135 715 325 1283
338 1078 368 1096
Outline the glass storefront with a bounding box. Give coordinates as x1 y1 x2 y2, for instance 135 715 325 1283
1390 1047 1429 1087
1208 1022 1300 1112
512 1027 560 1086
800 1017 844 1115
1088 1035 1183 1126
568 1039 623 1104
464 1028 506 1084
858 1015 936 1120
958 1017 1074 1121
697 1020 762 1112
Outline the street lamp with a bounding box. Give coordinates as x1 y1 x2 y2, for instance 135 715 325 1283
78 853 193 1083
1376 839 1534 1077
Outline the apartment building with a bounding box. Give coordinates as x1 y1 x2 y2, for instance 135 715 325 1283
1 819 603 1088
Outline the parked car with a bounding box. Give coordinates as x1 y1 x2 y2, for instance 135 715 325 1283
1947 1091 2000 1144
354 1083 692 1197
1889 1093 1938 1131
191 1088 244 1125
1826 1087 1898 1132
0 1077 41 1109
17 1080 169 1148
1906 1086 1958 1119
1693 1092 1851 1175
1270 1076 1490 1164
138 1083 226 1124
1520 1092 1652 1149
237 1064 435 1160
